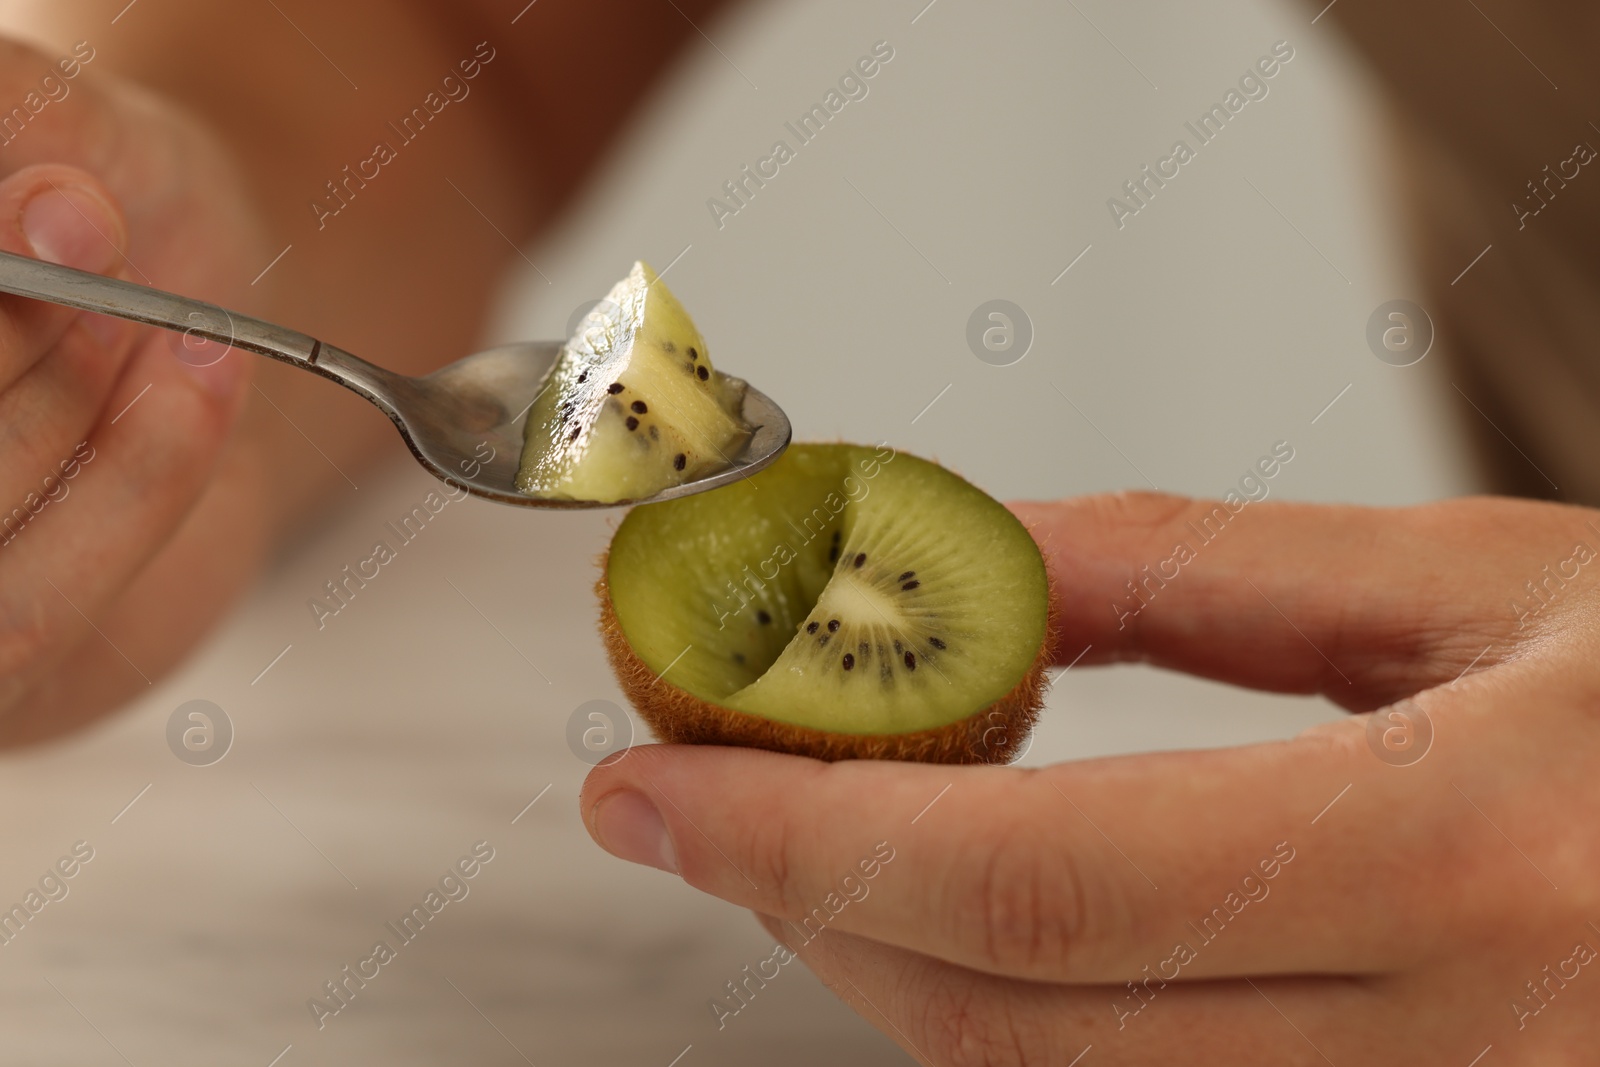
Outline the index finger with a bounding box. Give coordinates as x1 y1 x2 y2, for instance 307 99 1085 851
1011 492 1578 709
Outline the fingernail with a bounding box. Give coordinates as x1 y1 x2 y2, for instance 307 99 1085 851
21 184 122 272
592 790 678 874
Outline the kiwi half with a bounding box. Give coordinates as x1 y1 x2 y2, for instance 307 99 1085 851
598 443 1054 763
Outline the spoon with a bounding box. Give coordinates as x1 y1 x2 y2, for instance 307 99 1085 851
0 249 790 508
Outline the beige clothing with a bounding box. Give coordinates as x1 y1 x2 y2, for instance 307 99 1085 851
1332 2 1600 502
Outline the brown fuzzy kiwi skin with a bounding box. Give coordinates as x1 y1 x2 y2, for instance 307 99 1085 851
596 553 1059 765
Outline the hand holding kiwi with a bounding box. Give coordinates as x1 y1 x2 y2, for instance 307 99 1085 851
584 493 1600 1063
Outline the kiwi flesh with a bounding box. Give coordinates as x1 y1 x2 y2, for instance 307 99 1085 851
516 261 750 503
599 443 1053 763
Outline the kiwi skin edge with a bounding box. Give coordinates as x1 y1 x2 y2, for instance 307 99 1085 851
596 556 1059 765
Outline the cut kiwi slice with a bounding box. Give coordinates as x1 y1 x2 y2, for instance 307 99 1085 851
516 261 751 503
599 443 1054 763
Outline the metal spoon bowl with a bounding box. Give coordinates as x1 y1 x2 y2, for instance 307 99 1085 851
0 250 790 508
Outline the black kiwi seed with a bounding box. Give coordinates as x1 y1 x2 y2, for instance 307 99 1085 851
688 346 699 361
827 619 840 632
756 610 772 625
673 453 686 471
904 651 917 670
607 382 624 394
696 365 709 381
841 653 855 671
902 580 920 591
631 400 648 414
805 621 819 634
568 426 581 442
625 416 639 431
929 637 946 649
577 371 588 383
899 571 915 581
853 553 866 568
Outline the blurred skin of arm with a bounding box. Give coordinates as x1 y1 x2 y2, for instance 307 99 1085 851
0 0 726 742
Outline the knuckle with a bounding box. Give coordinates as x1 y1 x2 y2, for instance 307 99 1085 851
950 808 1096 976
1082 490 1196 534
913 967 1040 1067
0 592 51 682
739 762 843 915
126 379 234 482
738 805 802 913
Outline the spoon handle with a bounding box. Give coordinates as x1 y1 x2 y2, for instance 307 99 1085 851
0 249 322 365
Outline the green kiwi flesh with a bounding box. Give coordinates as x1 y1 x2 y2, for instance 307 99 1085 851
599 443 1053 763
516 261 750 503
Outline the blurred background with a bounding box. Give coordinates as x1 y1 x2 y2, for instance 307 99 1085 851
0 0 1478 1063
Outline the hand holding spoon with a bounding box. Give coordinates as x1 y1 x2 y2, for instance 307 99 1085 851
0 249 790 508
